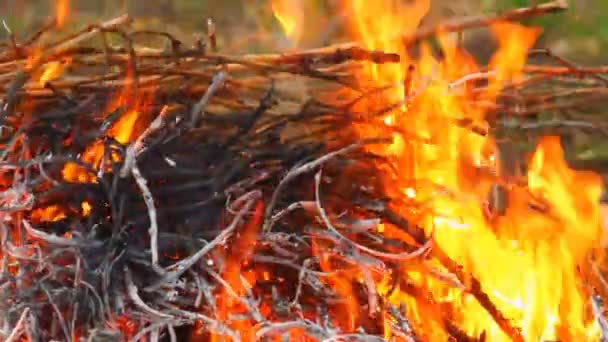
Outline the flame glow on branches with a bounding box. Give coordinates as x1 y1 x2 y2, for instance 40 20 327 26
323 0 605 340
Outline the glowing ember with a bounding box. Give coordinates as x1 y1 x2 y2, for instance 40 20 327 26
31 205 66 222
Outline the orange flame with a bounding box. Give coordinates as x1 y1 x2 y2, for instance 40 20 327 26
62 65 154 183
271 0 304 47
30 200 93 223
55 0 69 28
328 0 606 340
61 107 142 183
209 201 264 342
31 205 66 222
38 57 72 86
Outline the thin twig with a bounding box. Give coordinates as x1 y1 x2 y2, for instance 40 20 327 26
263 139 389 232
403 0 567 46
592 295 608 341
22 219 80 247
144 190 261 292
5 308 29 342
314 170 432 261
132 164 160 267
190 71 227 126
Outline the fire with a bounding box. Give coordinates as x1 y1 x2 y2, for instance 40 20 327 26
55 0 69 28
209 201 264 342
11 2 605 340
38 57 72 86
62 107 143 182
81 201 92 216
23 0 71 84
488 22 542 98
31 204 66 222
62 73 154 183
30 200 93 223
271 0 304 47
311 0 605 340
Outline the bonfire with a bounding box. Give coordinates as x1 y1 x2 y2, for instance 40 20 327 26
1 0 608 341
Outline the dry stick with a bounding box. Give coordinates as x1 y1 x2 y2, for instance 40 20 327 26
322 334 386 342
402 0 568 47
167 325 177 342
22 220 80 247
523 65 608 75
161 306 240 341
70 303 79 342
191 271 210 308
10 41 398 69
289 258 317 307
592 295 608 341
314 170 432 261
120 105 171 178
5 308 30 342
1 21 21 60
239 44 400 65
150 326 160 342
433 245 524 342
1 15 132 117
130 320 188 342
190 71 227 126
500 119 598 130
205 269 264 323
386 305 418 342
239 43 354 61
207 19 217 53
528 48 608 84
40 283 71 342
144 190 262 292
41 14 132 60
262 139 390 232
125 267 174 319
255 321 329 341
132 164 160 267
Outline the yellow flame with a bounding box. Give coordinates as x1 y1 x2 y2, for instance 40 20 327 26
81 201 92 216
56 0 69 28
333 0 605 340
31 205 66 222
38 57 72 86
62 64 154 184
271 0 304 47
62 108 141 183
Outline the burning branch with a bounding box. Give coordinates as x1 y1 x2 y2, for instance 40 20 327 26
402 0 568 46
1 2 608 341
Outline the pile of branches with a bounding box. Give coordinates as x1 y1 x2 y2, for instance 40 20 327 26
1 1 608 341
0 12 422 342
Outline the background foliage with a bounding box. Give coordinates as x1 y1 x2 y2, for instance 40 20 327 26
2 0 607 59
